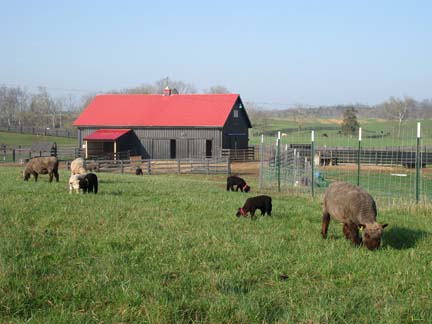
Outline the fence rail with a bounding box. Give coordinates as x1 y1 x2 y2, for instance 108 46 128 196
65 157 231 175
0 125 77 138
0 144 81 163
222 147 256 161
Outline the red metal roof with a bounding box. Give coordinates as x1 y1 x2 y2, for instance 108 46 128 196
73 94 242 127
83 129 131 141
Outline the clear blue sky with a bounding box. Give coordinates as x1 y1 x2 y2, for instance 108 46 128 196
1 0 431 107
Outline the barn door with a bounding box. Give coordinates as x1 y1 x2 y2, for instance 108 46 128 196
206 140 212 158
170 139 176 159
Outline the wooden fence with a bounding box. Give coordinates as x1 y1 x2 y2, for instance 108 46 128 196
0 144 81 163
0 125 76 138
65 157 231 175
222 147 256 161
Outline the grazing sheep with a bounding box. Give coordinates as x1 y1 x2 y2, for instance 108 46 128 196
69 173 98 194
23 156 59 182
69 174 84 193
135 166 143 176
321 181 388 250
70 157 87 175
236 195 272 219
227 175 250 192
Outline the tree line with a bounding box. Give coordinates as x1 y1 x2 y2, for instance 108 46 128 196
0 78 230 130
1 78 431 131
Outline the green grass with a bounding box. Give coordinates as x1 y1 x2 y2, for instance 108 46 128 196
0 131 76 146
1 166 432 323
250 119 432 148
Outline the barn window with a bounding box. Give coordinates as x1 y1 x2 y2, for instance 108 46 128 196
234 110 239 118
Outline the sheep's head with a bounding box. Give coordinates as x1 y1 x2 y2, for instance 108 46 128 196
244 185 250 193
360 223 388 250
23 170 30 181
69 175 81 193
236 208 247 217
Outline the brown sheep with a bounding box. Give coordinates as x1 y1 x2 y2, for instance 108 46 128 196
70 157 87 175
23 156 59 182
321 181 388 250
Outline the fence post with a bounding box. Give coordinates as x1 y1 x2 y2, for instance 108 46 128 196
12 149 16 163
120 160 124 173
416 122 421 203
357 128 362 186
277 132 281 192
147 160 151 175
311 130 315 198
227 158 231 175
259 134 264 190
177 159 181 174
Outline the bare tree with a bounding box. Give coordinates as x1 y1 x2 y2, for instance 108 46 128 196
381 96 415 138
78 93 98 113
0 86 29 127
204 85 230 94
29 87 60 128
154 77 197 94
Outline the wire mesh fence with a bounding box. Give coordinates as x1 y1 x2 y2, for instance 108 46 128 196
259 122 432 207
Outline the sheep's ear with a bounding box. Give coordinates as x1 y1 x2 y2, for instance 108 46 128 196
381 223 388 229
359 224 366 229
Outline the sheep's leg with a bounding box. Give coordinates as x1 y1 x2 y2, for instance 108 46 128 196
321 211 330 238
49 172 53 183
266 202 272 216
342 224 352 240
54 170 59 182
343 223 361 245
33 172 38 182
250 208 256 220
349 224 361 245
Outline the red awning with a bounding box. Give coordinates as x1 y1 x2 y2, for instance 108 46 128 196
84 129 131 141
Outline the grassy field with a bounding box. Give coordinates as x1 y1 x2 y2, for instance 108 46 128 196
0 131 76 146
250 119 432 148
1 166 431 323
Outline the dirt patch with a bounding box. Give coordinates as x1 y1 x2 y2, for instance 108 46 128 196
230 162 260 178
320 119 342 125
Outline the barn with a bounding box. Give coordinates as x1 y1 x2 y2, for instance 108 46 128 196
73 89 252 159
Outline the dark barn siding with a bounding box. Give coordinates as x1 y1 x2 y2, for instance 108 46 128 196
222 100 250 149
79 127 222 159
116 131 143 156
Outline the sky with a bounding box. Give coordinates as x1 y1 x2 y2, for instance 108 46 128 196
1 0 431 107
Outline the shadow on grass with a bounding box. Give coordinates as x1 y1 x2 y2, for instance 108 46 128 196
383 226 429 250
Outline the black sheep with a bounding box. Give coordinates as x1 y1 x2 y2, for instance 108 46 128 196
226 175 250 192
79 173 98 194
236 195 272 219
135 166 143 176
